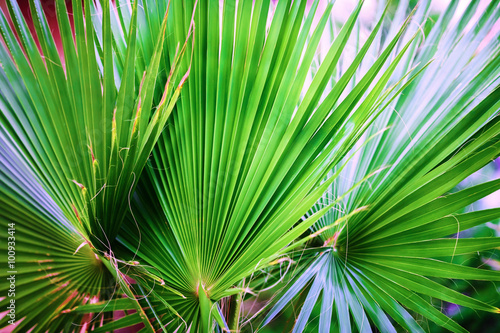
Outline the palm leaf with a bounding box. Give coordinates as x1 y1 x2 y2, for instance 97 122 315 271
0 130 115 331
0 0 189 331
263 1 500 332
114 0 423 330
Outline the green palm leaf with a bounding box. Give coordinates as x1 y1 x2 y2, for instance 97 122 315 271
0 0 189 331
114 0 424 330
263 1 500 332
0 131 115 331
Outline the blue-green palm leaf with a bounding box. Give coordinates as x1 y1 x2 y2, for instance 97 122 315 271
263 1 500 332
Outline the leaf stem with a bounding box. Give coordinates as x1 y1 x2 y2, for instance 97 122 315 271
199 282 213 333
228 279 244 332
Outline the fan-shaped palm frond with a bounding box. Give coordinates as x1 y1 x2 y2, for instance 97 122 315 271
263 1 500 332
0 129 116 331
0 0 189 330
113 0 426 331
